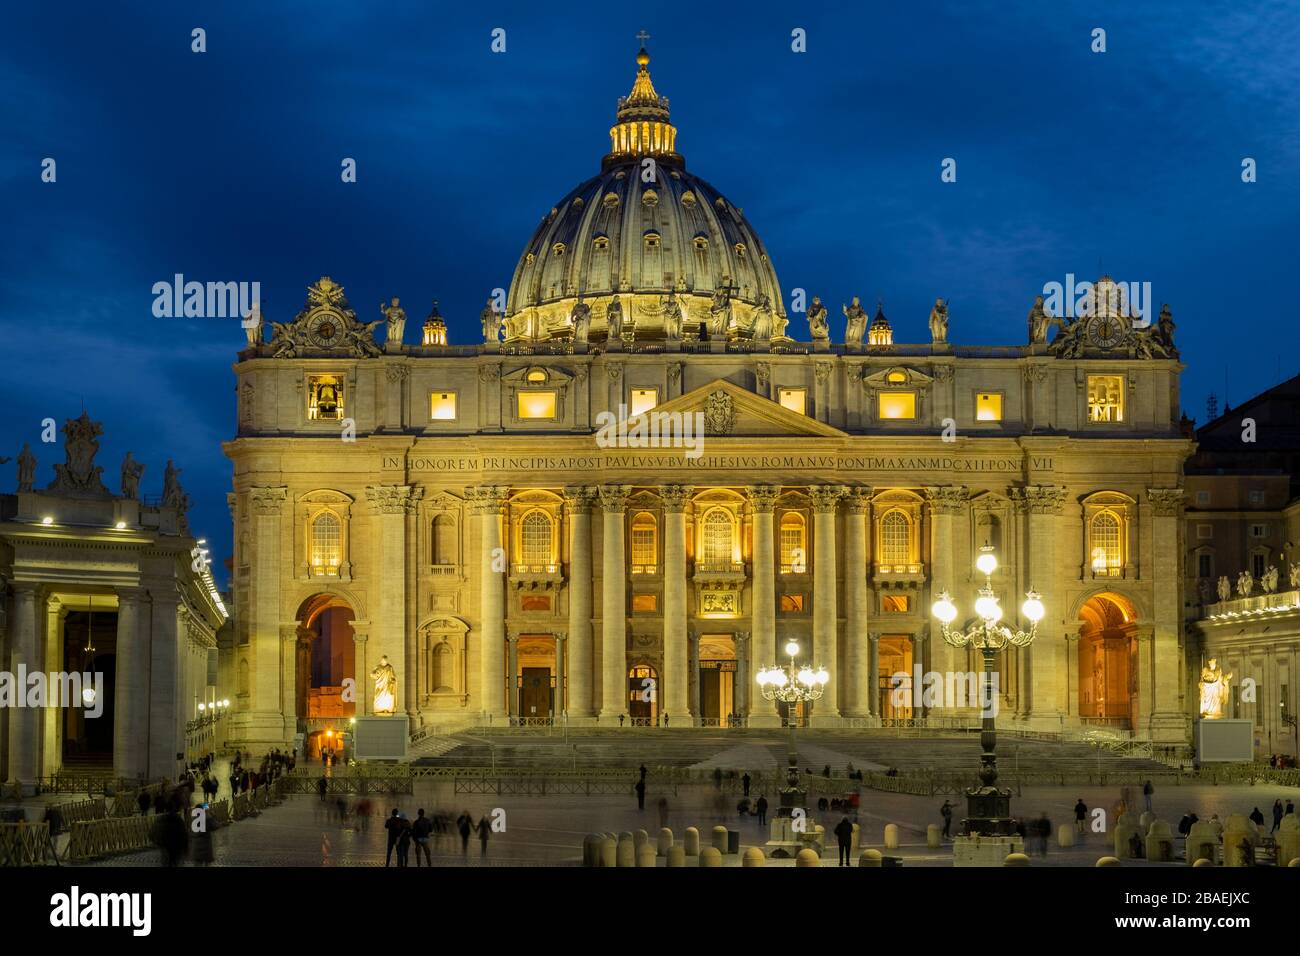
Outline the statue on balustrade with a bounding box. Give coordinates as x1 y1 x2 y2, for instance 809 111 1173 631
1198 658 1233 720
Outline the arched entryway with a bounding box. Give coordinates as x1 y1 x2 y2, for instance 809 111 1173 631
514 635 556 721
697 634 737 726
877 635 914 719
294 594 356 730
1077 592 1138 730
628 663 659 725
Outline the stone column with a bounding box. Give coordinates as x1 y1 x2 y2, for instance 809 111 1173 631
554 632 566 717
661 485 692 720
746 485 779 726
147 587 181 780
867 632 881 718
1012 484 1067 729
366 484 421 721
1147 488 1188 742
924 485 969 689
734 631 750 720
563 487 597 718
507 634 520 718
247 487 287 744
842 489 873 717
295 626 313 721
6 584 39 791
810 485 846 720
471 487 509 721
41 597 63 778
279 624 298 735
598 485 630 719
688 630 701 721
353 631 370 716
114 588 144 780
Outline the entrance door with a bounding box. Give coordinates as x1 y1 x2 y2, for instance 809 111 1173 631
877 635 914 719
628 665 658 725
521 667 552 718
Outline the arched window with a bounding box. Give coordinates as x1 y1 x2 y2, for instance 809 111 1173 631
520 511 553 567
311 511 341 573
1090 511 1122 576
630 512 657 573
699 509 735 569
431 643 453 692
779 513 806 573
880 510 911 566
432 514 457 565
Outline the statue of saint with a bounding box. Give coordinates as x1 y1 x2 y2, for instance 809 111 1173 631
606 296 624 342
1155 304 1176 351
928 297 949 344
480 300 503 343
1236 570 1254 597
1198 658 1233 719
380 297 406 345
1290 562 1300 589
1216 575 1232 603
120 452 145 500
570 296 592 346
660 294 683 342
17 442 36 492
843 297 868 348
709 278 733 335
1028 295 1052 344
243 302 263 349
1262 565 1279 594
752 294 774 344
371 655 397 715
807 296 829 341
162 460 187 510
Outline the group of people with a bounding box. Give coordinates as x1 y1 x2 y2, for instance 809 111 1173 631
382 808 496 866
227 747 294 800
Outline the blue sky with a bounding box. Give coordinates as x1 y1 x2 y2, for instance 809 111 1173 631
2 1 1298 585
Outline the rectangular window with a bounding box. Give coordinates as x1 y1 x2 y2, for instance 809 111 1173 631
882 594 910 613
878 392 917 420
1197 524 1213 539
1197 553 1213 578
630 388 659 417
307 374 344 421
518 390 557 419
1195 491 1211 506
778 388 807 416
1252 553 1266 578
779 594 805 612
975 392 1003 422
1250 524 1268 539
430 391 458 421
1248 490 1265 505
632 593 657 613
1086 375 1124 423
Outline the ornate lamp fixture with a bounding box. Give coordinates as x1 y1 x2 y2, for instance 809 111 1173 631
930 545 1045 836
756 640 829 817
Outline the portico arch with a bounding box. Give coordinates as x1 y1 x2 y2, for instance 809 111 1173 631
1076 591 1139 730
293 592 357 728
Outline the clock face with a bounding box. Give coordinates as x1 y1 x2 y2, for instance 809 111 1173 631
1086 315 1124 349
307 311 343 348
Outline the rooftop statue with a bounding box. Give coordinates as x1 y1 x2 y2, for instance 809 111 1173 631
481 299 503 343
48 412 110 496
1027 295 1052 345
752 293 774 345
17 442 36 493
928 297 949 344
120 451 145 500
709 278 733 335
807 296 829 342
660 294 683 342
371 655 397 715
1216 575 1231 603
843 297 867 348
606 296 625 342
380 297 407 345
243 301 264 349
571 296 592 346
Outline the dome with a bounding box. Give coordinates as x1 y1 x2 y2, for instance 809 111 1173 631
505 47 787 345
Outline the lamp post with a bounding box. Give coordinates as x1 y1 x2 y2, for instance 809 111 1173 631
756 640 829 817
931 545 1045 836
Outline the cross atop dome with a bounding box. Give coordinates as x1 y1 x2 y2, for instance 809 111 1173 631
609 35 678 164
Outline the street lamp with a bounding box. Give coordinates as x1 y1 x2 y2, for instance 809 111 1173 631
931 544 1045 836
756 640 829 818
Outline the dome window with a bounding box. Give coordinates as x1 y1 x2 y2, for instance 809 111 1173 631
693 235 709 250
572 197 584 209
681 190 697 206
734 243 747 258
552 242 566 257
603 192 620 208
642 188 659 206
592 234 610 250
644 230 661 249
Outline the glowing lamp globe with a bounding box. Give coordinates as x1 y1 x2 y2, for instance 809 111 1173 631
1022 594 1045 623
976 549 998 577
784 640 800 658
974 594 1001 621
82 686 96 706
932 595 957 624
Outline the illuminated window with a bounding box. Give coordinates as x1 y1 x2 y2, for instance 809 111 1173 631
880 510 911 565
886 371 907 384
778 388 807 415
307 375 344 421
1087 375 1124 422
630 388 659 417
631 512 657 573
527 369 547 383
882 594 910 613
699 509 736 568
518 390 557 419
878 392 916 420
1089 511 1123 576
520 511 553 566
779 513 806 573
430 392 458 421
632 594 657 613
779 594 805 612
311 512 341 573
975 393 1003 422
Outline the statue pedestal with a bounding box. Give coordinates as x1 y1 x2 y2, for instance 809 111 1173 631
953 834 1024 867
765 813 822 858
353 715 410 761
1195 719 1253 763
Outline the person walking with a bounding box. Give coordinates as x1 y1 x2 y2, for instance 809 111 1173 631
384 809 402 867
1142 780 1154 813
316 776 328 802
755 795 768 826
395 816 413 868
1271 799 1284 834
742 773 751 797
413 808 433 866
457 811 473 856
1074 798 1088 836
833 816 854 866
475 814 492 857
1249 806 1265 827
634 777 646 810
657 796 670 829
1286 800 1296 817
940 800 954 840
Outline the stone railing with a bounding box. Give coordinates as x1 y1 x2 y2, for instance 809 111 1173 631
1202 589 1300 622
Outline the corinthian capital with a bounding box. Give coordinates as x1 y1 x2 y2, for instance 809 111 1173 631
466 485 509 515
1146 487 1185 517
250 486 288 516
660 485 694 513
809 484 848 512
366 484 419 514
844 487 874 513
745 485 780 513
923 485 969 515
598 484 631 513
562 486 599 513
1009 484 1067 515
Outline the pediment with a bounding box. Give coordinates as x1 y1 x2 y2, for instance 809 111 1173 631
863 365 934 389
638 379 846 438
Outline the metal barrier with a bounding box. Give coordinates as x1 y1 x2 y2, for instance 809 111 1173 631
47 798 108 832
0 822 56 866
65 814 159 862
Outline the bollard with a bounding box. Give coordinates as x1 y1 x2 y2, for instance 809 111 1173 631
1186 821 1217 865
795 848 820 867
1193 857 1215 867
1221 815 1257 868
1277 816 1300 866
617 834 636 868
884 824 899 849
1145 821 1173 863
583 833 603 867
859 848 883 867
657 827 673 857
712 825 729 854
1058 824 1075 848
636 844 657 868
1113 813 1139 859
684 826 700 856
667 845 686 867
1139 811 1155 831
926 824 941 849
699 846 723 867
1096 856 1121 867
599 836 617 867
742 847 766 867
634 829 649 852
1004 852 1031 866
1288 858 1300 867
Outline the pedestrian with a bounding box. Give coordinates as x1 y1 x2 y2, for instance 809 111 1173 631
137 789 151 816
1249 806 1265 827
742 772 751 797
1036 813 1052 857
940 800 954 840
1074 798 1088 835
384 809 401 866
1177 811 1194 837
755 795 768 826
413 808 433 866
635 777 646 810
657 796 670 829
476 814 492 857
317 776 328 802
833 816 854 866
1287 800 1296 817
457 811 473 855
321 749 328 768
395 816 413 868
1271 800 1284 834
639 763 647 782
1142 780 1154 813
